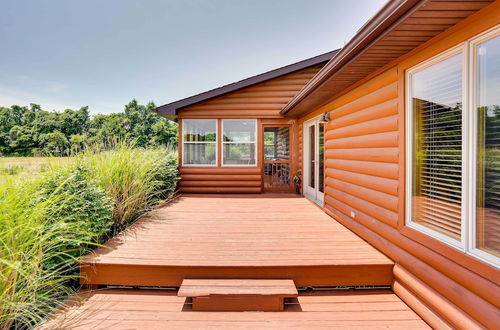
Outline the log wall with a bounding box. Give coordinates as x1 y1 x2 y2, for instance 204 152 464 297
298 7 500 328
177 65 324 193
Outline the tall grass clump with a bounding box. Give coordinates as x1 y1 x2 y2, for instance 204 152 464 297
0 144 179 329
0 168 113 329
77 143 178 226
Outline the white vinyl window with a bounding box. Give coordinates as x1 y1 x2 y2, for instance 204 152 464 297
222 119 257 166
182 119 217 166
406 25 500 267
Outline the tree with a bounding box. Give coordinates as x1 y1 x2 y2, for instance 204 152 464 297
151 120 177 147
69 134 87 154
60 107 90 137
0 100 177 155
40 131 69 156
8 125 36 155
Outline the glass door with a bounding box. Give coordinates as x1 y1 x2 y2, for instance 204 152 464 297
303 118 325 205
263 125 292 192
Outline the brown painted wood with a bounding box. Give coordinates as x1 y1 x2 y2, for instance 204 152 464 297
192 296 284 312
392 280 453 330
298 11 500 326
41 289 430 329
178 279 297 312
178 279 298 297
177 65 326 194
324 206 499 329
179 65 323 119
393 264 484 329
80 196 393 287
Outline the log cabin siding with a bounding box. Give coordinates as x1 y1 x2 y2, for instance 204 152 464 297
298 7 500 328
178 167 262 194
321 67 400 229
313 67 499 328
178 65 324 193
179 65 323 119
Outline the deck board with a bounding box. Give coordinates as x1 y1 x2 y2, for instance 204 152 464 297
81 195 394 287
41 288 430 329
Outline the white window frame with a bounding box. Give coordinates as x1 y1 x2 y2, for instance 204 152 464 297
468 25 500 266
405 24 500 267
181 119 218 167
221 119 258 167
405 44 467 251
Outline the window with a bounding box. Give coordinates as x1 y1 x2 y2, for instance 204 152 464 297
222 119 256 166
472 28 500 262
182 119 217 166
406 25 500 266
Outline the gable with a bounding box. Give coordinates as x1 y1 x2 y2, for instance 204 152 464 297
178 64 323 119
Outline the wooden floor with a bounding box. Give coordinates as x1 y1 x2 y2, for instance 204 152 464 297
41 288 430 329
81 195 394 287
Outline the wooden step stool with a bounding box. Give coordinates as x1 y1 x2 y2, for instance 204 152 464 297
178 279 298 311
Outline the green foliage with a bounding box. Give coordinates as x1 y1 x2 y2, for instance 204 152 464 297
39 131 69 156
0 164 24 175
0 146 179 329
33 164 114 270
0 100 177 156
0 177 98 329
78 143 179 225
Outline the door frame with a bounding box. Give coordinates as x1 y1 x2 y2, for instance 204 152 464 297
261 123 294 193
303 116 325 206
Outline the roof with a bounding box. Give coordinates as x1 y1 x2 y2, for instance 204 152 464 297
155 50 339 116
281 0 496 117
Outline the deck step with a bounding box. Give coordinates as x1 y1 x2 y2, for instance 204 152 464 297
178 279 298 311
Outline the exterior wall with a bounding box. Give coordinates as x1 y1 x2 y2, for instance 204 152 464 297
177 65 322 193
298 6 500 329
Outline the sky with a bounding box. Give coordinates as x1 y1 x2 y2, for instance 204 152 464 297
0 0 387 115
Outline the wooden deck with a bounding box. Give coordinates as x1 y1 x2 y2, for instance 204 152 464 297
81 195 393 287
41 288 430 329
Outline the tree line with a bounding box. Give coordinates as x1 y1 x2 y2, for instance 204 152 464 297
0 100 177 156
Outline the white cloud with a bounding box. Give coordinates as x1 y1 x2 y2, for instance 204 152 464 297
0 87 80 112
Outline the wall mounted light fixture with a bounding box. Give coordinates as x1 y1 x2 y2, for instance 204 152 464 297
319 112 331 123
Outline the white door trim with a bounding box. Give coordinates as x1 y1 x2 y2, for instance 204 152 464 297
303 116 324 206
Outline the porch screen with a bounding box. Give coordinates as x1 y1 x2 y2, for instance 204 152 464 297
182 119 217 165
410 52 463 241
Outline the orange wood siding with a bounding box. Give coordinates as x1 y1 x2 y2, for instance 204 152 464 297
179 167 262 193
298 6 500 328
178 65 323 193
179 65 323 119
297 122 303 192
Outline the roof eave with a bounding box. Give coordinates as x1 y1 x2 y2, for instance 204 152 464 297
155 49 339 116
280 0 424 116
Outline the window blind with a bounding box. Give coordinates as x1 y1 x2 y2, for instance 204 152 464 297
411 53 463 241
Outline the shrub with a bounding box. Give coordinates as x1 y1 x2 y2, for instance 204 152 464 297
0 144 179 329
0 176 103 329
32 164 114 270
78 143 179 225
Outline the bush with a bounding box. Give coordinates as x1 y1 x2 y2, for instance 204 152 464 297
33 164 114 270
0 145 179 329
0 177 99 329
78 143 179 225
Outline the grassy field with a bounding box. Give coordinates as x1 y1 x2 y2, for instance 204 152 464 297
0 146 179 329
0 157 70 175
